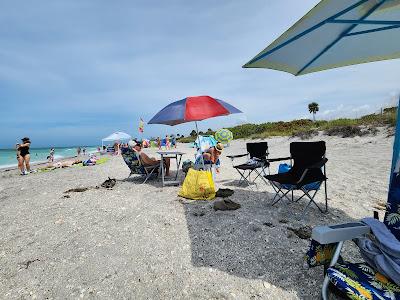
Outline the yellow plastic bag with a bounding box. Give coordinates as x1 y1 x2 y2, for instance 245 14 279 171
178 168 216 200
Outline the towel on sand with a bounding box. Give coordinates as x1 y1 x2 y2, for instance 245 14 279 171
355 217 400 285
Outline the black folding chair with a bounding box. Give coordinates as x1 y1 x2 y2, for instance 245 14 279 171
227 142 270 187
264 141 328 217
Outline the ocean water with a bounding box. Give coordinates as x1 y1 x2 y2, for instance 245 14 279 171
0 147 98 169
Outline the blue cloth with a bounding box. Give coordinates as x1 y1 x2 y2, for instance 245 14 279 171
386 173 400 240
278 163 321 190
355 217 400 285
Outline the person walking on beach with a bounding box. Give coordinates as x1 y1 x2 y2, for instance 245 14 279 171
17 137 31 175
48 148 55 162
171 135 177 149
83 148 86 156
156 137 161 150
77 147 81 156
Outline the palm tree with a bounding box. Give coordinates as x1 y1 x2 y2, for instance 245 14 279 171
308 102 319 122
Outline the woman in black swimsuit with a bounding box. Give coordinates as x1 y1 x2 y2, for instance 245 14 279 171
18 137 31 175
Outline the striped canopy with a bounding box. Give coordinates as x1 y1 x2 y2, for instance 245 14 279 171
244 0 400 76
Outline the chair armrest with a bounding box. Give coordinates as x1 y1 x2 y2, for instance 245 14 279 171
308 157 328 169
312 222 370 244
295 158 328 184
266 156 291 162
226 153 248 159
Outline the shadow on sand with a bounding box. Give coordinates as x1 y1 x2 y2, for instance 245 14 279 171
181 184 358 298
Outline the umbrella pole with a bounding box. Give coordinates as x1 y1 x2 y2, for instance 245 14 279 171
195 121 205 169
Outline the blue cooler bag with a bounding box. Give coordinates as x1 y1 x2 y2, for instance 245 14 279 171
278 163 321 191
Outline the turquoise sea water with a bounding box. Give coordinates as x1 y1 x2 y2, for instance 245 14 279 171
0 147 98 168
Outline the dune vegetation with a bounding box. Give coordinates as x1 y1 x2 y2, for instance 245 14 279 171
178 107 397 142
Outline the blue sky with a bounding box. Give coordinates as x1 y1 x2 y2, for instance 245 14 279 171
1 0 399 148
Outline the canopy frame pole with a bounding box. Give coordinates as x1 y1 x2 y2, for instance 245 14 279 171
296 0 387 75
245 0 370 65
328 19 400 25
195 121 205 169
345 24 400 37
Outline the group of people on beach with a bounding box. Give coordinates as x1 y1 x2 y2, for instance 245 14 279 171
122 138 223 176
76 147 87 156
156 135 176 150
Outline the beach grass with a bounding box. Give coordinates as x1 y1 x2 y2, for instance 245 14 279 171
178 106 397 142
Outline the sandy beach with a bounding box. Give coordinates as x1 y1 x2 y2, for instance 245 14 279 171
0 130 393 299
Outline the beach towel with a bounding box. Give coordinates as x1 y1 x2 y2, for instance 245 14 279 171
355 217 400 285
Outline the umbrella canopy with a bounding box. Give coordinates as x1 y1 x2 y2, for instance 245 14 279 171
148 95 242 126
102 131 131 142
243 0 400 76
215 128 234 144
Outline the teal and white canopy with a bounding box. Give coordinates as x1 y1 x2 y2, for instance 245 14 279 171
244 0 400 76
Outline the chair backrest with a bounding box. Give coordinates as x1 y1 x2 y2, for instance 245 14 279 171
246 142 269 159
290 141 326 178
120 147 144 174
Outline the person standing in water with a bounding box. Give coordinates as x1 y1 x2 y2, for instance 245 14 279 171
77 147 81 157
49 148 55 162
18 137 31 175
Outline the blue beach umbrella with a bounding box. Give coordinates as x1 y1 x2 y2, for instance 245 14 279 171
244 0 400 76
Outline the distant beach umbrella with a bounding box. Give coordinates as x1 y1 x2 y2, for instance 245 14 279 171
215 128 233 144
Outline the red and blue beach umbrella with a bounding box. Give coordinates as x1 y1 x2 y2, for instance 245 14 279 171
148 95 242 126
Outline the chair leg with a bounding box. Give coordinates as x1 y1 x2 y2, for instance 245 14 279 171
324 180 328 212
143 168 156 184
300 188 326 219
236 169 249 186
236 169 256 188
321 241 343 300
252 169 268 185
271 187 292 206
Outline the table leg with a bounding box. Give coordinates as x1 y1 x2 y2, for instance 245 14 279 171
175 154 183 181
160 155 164 187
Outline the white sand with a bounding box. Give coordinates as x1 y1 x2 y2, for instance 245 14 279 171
0 130 393 299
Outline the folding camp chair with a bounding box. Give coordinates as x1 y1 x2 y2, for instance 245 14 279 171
121 147 160 184
304 121 400 299
227 142 270 187
306 211 400 299
264 141 328 217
